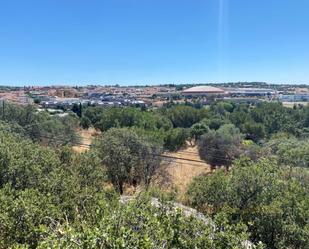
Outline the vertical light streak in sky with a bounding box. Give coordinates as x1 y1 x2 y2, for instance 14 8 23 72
217 0 229 78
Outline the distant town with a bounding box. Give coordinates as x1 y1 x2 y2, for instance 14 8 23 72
1 82 309 112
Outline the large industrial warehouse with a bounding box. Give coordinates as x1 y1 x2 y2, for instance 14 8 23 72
182 86 226 97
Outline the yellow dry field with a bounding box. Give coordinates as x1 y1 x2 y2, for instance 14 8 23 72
72 127 100 153
153 146 211 198
282 102 309 108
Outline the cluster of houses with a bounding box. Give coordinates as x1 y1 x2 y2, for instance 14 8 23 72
279 93 309 102
3 84 307 109
39 93 146 109
34 85 309 110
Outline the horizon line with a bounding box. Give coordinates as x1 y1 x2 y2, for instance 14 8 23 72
1 81 309 88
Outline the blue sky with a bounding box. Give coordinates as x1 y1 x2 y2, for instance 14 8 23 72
0 0 308 86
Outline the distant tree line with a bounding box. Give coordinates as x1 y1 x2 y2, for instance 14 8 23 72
0 102 80 146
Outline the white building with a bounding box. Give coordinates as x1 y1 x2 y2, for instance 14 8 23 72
182 86 225 97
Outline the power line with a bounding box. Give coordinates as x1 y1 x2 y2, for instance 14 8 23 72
160 154 207 164
0 117 233 164
35 133 232 164
164 150 233 162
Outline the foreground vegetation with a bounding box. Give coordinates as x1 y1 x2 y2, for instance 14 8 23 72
0 101 309 248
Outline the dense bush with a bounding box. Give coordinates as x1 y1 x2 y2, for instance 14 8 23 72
84 107 172 132
163 105 207 128
265 137 309 168
187 158 309 249
0 129 259 248
163 128 190 151
0 103 80 146
37 195 256 249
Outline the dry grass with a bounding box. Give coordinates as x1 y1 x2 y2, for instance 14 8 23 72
153 145 211 199
72 127 100 153
282 102 309 108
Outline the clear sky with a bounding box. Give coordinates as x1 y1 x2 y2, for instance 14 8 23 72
0 0 309 86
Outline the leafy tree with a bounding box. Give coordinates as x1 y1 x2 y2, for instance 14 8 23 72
163 128 190 151
131 127 166 147
187 170 229 214
0 103 80 147
210 102 234 115
71 103 82 118
80 116 91 129
198 124 243 169
190 121 209 142
70 150 107 190
88 107 173 132
82 106 104 127
266 137 309 168
96 107 139 131
241 141 264 162
243 121 266 142
164 105 207 128
0 131 61 190
250 102 297 135
0 129 111 248
203 115 230 130
37 195 258 249
0 187 60 248
230 109 252 128
304 106 309 127
0 121 26 138
94 128 162 193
